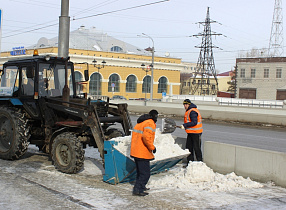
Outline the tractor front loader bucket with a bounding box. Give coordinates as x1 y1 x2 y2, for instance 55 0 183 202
103 140 189 185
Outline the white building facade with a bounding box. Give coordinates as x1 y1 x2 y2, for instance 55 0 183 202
236 57 286 100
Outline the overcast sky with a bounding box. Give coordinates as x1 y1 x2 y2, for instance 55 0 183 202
0 0 283 72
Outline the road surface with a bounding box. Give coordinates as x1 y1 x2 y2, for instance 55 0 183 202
1 116 286 209
128 115 286 153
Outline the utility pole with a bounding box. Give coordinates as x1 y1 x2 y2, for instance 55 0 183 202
58 0 70 58
268 0 284 57
58 0 70 102
141 33 154 101
191 7 221 96
92 59 106 99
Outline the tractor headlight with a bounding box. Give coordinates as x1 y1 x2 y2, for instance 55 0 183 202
45 55 51 61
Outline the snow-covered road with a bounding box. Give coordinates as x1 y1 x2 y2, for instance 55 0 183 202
1 144 286 210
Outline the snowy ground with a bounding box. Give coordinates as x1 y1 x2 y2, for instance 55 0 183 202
1 131 286 209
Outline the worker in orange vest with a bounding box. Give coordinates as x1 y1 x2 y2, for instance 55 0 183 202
180 99 203 165
130 109 158 196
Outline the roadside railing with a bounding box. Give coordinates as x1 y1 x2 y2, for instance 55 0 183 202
217 98 283 108
170 95 285 109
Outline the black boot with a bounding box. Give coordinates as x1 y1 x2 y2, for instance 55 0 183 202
133 191 149 196
143 187 150 191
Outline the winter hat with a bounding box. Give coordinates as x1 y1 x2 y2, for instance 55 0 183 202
183 99 191 105
149 109 159 123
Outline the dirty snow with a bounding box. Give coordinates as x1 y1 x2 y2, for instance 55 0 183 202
112 129 189 160
1 130 286 209
148 162 263 192
102 129 264 192
81 130 286 209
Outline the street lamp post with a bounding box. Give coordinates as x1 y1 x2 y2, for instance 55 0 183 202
141 63 150 106
92 59 106 99
141 33 154 101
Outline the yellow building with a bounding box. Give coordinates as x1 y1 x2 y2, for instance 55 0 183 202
181 71 233 96
0 26 185 100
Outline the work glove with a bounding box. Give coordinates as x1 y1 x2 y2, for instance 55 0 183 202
180 125 185 129
153 147 157 154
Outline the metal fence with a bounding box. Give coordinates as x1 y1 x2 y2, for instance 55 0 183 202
170 95 284 109
217 98 283 108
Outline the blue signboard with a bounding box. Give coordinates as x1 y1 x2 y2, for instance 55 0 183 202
10 46 26 56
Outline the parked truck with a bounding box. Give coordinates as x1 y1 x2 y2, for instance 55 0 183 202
0 52 187 184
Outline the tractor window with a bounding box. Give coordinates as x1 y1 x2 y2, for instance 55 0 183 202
71 71 83 96
39 63 73 97
39 64 55 97
22 67 34 96
0 66 19 96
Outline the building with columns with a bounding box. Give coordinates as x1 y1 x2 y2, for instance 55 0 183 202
0 26 185 100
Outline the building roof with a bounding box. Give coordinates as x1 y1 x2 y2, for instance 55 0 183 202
236 57 286 63
217 71 232 76
29 26 149 56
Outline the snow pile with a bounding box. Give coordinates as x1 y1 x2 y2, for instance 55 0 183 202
113 129 189 160
148 161 263 192
85 129 263 193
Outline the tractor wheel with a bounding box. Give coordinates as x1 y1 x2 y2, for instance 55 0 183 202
105 128 124 140
0 107 30 160
51 132 85 174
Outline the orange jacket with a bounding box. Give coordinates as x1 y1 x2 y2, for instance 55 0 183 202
184 108 203 134
130 119 156 160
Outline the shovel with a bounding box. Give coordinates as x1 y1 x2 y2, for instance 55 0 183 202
162 118 182 133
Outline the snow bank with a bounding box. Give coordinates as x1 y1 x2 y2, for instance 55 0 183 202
84 130 263 193
148 161 263 192
113 129 189 160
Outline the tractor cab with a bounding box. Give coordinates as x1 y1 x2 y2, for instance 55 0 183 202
0 53 77 100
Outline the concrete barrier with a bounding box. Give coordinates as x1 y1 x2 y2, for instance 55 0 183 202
118 100 286 187
204 141 286 188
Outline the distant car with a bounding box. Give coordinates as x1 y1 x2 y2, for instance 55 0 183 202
111 95 127 100
135 98 149 101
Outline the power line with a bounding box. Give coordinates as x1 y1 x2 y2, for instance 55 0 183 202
73 0 170 21
2 23 58 39
2 0 169 39
72 0 120 17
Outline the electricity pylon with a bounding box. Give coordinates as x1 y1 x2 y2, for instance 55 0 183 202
268 0 284 57
191 7 221 96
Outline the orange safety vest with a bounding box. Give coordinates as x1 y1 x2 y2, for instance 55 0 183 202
130 119 156 160
184 108 203 134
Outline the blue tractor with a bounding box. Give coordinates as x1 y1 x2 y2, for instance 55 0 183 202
0 52 132 174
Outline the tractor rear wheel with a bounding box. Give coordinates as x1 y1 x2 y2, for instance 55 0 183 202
0 107 30 160
51 132 84 174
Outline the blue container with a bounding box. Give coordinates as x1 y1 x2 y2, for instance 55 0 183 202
103 140 189 184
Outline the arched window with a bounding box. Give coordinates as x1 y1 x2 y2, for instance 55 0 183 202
126 75 137 92
158 76 168 93
110 46 123 52
89 72 101 95
108 74 120 92
142 75 151 93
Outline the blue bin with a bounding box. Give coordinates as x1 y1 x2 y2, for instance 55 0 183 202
103 140 189 184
